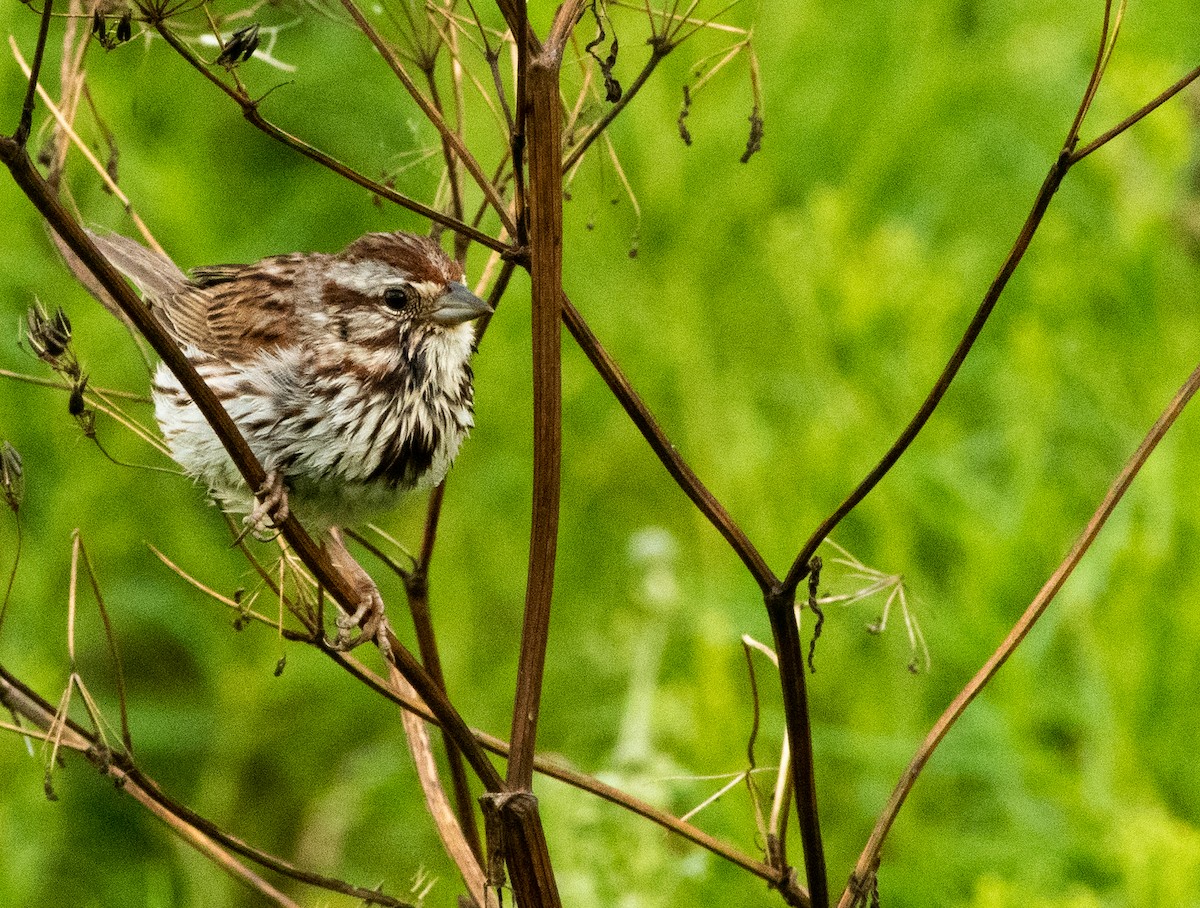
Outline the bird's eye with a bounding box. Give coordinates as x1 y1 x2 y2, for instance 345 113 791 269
383 286 413 311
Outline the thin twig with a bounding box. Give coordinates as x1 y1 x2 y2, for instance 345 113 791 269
338 0 516 236
12 0 54 147
75 537 133 754
563 39 672 171
0 368 149 402
151 23 508 253
1070 60 1200 164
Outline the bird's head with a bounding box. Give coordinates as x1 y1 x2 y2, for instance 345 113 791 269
316 231 491 351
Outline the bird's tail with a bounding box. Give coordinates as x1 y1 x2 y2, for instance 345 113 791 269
85 231 188 302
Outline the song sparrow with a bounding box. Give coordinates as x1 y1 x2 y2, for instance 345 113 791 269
88 230 491 650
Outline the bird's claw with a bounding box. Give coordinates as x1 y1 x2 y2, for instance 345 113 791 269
333 603 393 662
244 472 289 537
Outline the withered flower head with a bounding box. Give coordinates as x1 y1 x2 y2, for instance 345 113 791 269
69 375 89 417
91 9 133 50
25 302 72 363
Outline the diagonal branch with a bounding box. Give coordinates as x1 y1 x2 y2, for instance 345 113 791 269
1070 60 1200 164
561 295 776 589
837 355 1200 908
339 0 516 236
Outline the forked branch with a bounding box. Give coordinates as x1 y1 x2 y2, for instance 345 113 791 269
781 3 1200 595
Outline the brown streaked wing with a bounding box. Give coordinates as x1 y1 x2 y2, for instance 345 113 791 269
179 258 302 360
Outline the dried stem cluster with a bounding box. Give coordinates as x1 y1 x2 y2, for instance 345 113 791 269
1 1 1198 907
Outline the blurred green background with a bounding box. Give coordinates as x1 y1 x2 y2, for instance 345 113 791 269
1 1 1199 905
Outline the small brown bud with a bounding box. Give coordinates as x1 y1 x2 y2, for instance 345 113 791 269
68 376 89 417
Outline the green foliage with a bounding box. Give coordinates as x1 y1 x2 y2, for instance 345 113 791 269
1 1 1199 905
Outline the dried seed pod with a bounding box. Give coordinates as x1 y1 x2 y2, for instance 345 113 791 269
678 86 693 146
741 108 764 164
1 441 22 514
115 12 132 44
25 303 72 362
216 24 260 67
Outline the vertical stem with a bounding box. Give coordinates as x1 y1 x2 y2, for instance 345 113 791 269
511 0 530 246
766 586 828 908
480 792 562 908
507 54 564 794
13 0 54 147
405 484 484 862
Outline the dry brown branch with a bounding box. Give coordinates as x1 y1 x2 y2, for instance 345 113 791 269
0 664 413 907
561 295 774 587
387 662 494 907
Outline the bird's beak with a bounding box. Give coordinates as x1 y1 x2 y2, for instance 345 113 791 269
431 282 492 325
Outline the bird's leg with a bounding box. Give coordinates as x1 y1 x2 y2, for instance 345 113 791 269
245 471 290 535
323 526 393 660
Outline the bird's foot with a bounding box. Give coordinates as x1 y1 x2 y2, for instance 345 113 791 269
244 472 289 537
324 526 393 662
333 592 393 660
